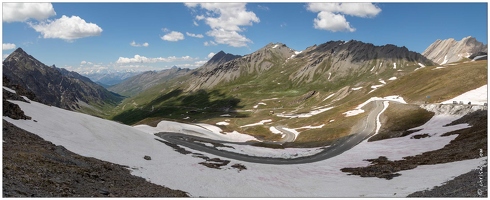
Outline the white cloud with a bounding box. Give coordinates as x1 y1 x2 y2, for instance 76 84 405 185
80 60 94 66
204 41 218 46
29 15 103 41
130 41 149 47
2 43 16 50
193 21 199 26
306 3 381 32
185 3 259 47
257 5 269 11
313 12 355 32
116 55 196 64
162 28 169 32
3 3 56 23
161 31 185 42
186 32 204 38
194 60 208 66
207 28 251 47
207 52 215 58
307 3 381 18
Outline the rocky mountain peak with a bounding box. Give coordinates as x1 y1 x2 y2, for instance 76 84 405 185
422 36 487 64
3 48 122 112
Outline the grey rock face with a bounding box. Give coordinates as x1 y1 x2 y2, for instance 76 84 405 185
422 36 487 64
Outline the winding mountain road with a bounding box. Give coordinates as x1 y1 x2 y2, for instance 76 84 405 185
156 101 385 164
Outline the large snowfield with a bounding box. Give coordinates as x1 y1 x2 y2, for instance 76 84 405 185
3 94 487 197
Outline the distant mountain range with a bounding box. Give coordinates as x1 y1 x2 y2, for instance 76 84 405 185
3 48 123 116
82 71 144 87
108 66 191 97
423 36 487 65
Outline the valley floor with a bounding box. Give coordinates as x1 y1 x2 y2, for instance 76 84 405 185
3 97 487 197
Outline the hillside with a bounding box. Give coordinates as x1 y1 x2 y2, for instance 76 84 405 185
3 48 123 117
423 36 487 64
109 40 446 145
108 67 191 97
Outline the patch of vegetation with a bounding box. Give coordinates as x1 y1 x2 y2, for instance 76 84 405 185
369 103 435 142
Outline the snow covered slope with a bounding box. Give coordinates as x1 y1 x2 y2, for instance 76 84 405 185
4 97 485 197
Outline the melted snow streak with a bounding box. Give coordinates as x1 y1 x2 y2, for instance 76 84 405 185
276 107 333 118
3 86 16 94
4 99 485 197
344 96 406 117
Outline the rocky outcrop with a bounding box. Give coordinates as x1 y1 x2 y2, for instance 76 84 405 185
3 48 123 111
422 36 487 64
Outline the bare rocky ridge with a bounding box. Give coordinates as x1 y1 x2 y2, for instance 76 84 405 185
291 40 434 83
422 36 487 64
3 48 123 112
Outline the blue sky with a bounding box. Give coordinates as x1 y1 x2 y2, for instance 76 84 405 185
2 2 488 74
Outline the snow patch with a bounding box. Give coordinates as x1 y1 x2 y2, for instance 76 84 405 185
472 55 487 61
277 107 333 118
272 44 279 48
322 93 335 101
374 101 389 135
3 99 485 197
220 114 231 117
3 86 16 94
393 63 396 69
240 119 273 128
378 79 386 84
441 84 487 105
216 122 230 126
351 87 363 91
440 55 448 65
269 126 282 134
343 96 406 117
388 77 397 81
253 102 267 108
328 72 332 80
370 66 376 72
215 144 324 159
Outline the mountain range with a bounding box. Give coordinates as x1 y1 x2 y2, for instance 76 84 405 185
3 48 123 116
3 36 487 197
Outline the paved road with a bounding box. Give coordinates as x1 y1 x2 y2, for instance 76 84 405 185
156 100 385 164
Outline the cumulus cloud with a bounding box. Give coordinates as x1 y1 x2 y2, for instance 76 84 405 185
161 31 185 42
185 3 259 47
207 28 251 47
29 15 103 41
116 55 195 64
306 3 381 32
3 3 56 23
186 32 204 38
313 12 355 32
130 41 149 47
207 52 215 58
3 43 16 50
